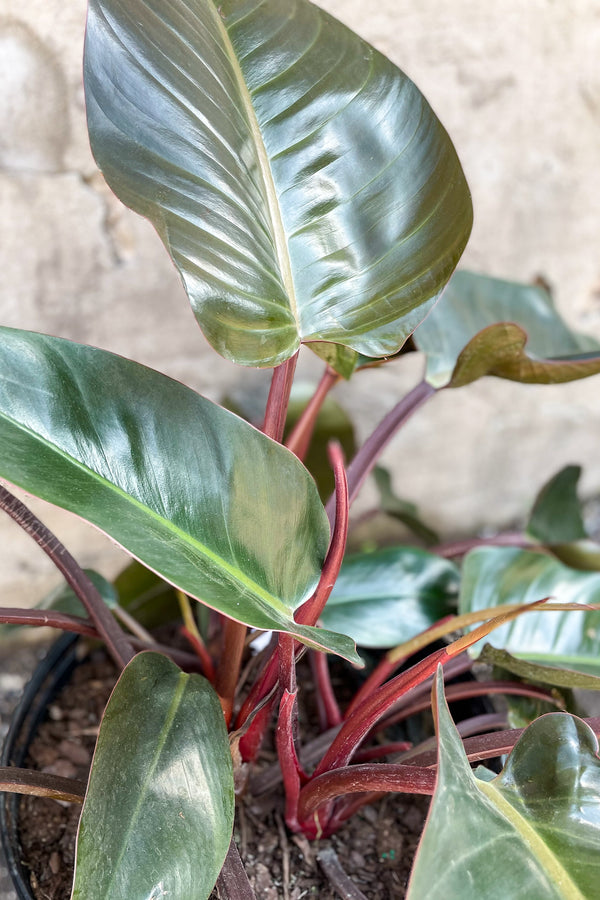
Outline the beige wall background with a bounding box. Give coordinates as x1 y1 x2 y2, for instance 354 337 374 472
0 0 599 606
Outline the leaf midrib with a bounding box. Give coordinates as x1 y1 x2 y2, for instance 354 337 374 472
207 0 298 327
98 664 190 897
476 778 587 899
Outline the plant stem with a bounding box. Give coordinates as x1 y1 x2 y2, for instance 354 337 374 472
0 767 86 803
310 650 342 730
176 589 216 680
262 351 299 442
216 616 248 725
216 353 300 721
298 763 436 836
276 687 306 831
297 442 349 624
431 531 533 558
285 365 340 461
0 607 206 670
312 648 450 779
0 607 98 636
326 379 435 519
236 442 347 756
0 485 134 668
380 680 561 732
344 615 455 719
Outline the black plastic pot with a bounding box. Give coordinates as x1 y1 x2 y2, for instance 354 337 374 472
1 634 81 900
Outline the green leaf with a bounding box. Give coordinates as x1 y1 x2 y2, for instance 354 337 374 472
372 466 439 545
72 652 233 900
408 667 600 899
459 547 600 672
225 380 357 501
84 0 472 368
479 644 600 692
413 271 600 388
0 328 360 663
308 344 363 380
113 561 180 631
527 465 588 545
320 547 458 648
550 541 600 572
308 343 408 379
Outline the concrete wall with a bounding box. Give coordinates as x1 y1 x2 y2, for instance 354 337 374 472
1 0 600 606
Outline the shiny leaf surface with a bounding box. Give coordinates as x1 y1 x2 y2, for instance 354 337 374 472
459 547 600 671
413 271 600 388
72 652 233 899
320 547 458 648
84 0 472 367
408 668 600 899
0 328 360 662
527 465 587 545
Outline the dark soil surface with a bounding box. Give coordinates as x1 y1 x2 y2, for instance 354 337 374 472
14 646 430 900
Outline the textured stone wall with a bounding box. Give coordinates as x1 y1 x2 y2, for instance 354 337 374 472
1 0 600 605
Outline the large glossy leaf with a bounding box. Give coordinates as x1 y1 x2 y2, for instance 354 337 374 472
408 668 600 899
0 327 360 663
459 547 600 672
527 465 588 545
84 0 472 368
72 651 233 899
320 547 458 648
413 271 600 388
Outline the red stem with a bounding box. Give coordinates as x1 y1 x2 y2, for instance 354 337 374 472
344 615 456 719
312 648 451 779
217 353 300 722
180 626 216 682
379 680 561 732
0 485 134 669
238 694 278 762
236 442 348 749
215 616 248 726
353 741 412 763
297 442 349 623
298 763 436 837
285 366 340 461
276 688 308 832
262 352 299 441
326 379 435 519
310 650 342 730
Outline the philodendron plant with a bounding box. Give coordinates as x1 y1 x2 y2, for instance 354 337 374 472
2 0 600 897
